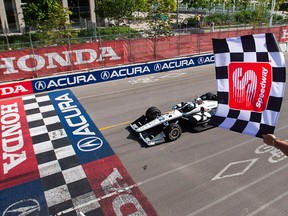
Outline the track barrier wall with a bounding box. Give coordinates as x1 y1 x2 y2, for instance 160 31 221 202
0 53 214 99
1 26 288 99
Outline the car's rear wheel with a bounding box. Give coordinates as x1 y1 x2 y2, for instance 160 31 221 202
164 123 182 142
146 106 161 120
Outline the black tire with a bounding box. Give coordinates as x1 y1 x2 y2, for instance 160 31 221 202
201 92 218 101
145 106 161 120
164 123 182 142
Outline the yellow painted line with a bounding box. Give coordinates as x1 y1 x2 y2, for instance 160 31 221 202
99 111 170 131
99 121 133 131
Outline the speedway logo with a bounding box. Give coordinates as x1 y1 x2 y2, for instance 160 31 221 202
228 62 272 112
50 90 114 164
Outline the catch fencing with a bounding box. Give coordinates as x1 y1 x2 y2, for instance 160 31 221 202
0 25 288 82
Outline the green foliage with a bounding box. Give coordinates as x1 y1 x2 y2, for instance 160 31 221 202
134 0 150 12
182 0 285 12
233 10 255 24
273 13 285 24
182 0 222 10
204 13 232 25
96 0 136 21
23 0 76 45
96 0 175 36
78 27 141 40
203 10 271 27
146 0 176 36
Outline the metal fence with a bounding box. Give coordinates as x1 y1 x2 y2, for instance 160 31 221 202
0 23 277 52
0 24 287 82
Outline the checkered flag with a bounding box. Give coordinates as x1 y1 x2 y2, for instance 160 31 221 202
209 33 286 138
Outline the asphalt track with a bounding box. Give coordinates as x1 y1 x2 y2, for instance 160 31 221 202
71 54 288 216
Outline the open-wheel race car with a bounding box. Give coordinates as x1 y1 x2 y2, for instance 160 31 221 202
129 92 218 146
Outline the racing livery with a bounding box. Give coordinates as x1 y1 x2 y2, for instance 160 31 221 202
130 92 218 146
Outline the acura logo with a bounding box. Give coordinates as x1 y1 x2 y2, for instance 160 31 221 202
34 81 46 91
3 199 40 216
197 57 204 64
198 57 204 64
77 136 103 152
101 71 110 80
154 63 162 71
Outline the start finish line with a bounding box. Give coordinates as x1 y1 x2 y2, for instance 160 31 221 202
0 89 157 216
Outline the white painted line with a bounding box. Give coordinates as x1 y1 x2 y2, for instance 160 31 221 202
246 190 288 216
160 72 186 78
186 162 288 216
133 125 288 188
137 137 259 186
181 124 288 216
128 76 159 84
56 183 139 215
132 125 288 215
211 158 258 181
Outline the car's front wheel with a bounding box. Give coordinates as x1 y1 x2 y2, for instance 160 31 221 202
164 123 182 142
146 106 161 120
201 92 218 100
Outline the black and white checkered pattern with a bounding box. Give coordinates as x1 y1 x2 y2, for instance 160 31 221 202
22 93 104 216
209 33 286 137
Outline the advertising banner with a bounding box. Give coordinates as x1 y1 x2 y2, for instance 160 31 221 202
31 54 214 93
0 80 33 99
0 42 128 82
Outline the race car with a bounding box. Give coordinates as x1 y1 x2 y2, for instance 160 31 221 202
129 92 218 146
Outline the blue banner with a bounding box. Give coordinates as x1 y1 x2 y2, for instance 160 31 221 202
49 89 115 164
32 54 214 93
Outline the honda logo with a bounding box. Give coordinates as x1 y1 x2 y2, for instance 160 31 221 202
77 136 103 152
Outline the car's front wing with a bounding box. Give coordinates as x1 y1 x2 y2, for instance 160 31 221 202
130 117 166 146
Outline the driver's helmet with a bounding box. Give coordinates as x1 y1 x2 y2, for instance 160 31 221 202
196 97 203 105
186 103 194 112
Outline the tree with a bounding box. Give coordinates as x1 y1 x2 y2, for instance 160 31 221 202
96 0 140 25
146 0 176 36
95 0 176 36
181 0 222 11
134 0 150 12
22 0 77 45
